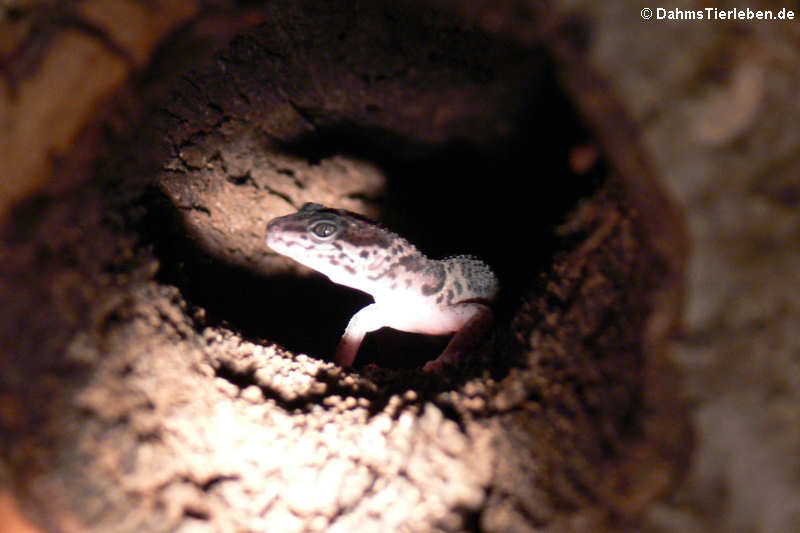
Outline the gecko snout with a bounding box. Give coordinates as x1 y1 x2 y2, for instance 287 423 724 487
265 219 285 251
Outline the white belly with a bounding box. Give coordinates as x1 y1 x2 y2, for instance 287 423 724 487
373 293 476 335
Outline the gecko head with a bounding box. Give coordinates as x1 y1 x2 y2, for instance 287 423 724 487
266 203 393 285
267 203 338 254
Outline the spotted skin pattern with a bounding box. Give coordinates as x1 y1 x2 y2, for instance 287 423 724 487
266 203 498 371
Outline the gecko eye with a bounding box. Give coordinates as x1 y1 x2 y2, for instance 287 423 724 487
309 220 339 240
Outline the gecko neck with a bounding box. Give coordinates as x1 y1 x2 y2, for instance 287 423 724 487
341 236 432 298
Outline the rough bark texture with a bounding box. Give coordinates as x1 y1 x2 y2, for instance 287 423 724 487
1 2 692 533
565 4 800 533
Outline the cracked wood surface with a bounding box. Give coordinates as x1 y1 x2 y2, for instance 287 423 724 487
0 0 201 218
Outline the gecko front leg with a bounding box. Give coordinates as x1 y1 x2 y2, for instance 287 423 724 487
422 303 494 372
335 303 389 367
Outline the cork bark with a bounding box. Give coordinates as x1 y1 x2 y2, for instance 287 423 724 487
0 2 689 532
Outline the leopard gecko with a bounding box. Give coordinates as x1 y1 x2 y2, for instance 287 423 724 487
266 203 498 371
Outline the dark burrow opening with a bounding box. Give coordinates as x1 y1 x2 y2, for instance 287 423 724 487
141 61 606 371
